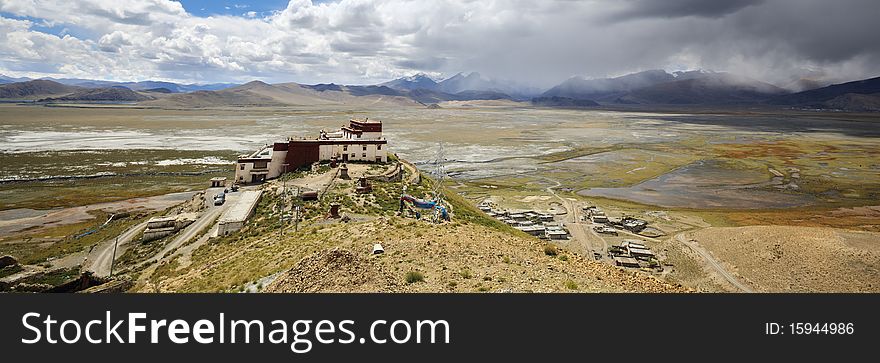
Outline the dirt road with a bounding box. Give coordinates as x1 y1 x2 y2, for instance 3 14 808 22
538 176 607 258
675 232 754 293
150 191 238 264
84 189 234 277
85 221 148 277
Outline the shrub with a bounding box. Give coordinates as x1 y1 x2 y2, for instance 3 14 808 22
502 256 511 264
405 271 424 284
543 244 558 256
559 255 569 261
564 279 578 290
458 269 472 279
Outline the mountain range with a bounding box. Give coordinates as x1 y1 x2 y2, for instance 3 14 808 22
379 72 542 100
0 75 234 93
1 71 878 111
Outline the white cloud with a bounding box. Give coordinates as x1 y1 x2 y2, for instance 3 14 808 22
0 0 877 86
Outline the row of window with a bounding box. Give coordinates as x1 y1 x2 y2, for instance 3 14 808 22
342 145 382 151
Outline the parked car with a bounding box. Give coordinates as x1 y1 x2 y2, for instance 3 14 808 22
213 192 226 206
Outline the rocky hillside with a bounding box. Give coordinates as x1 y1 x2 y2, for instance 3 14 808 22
615 73 786 105
39 87 153 102
0 79 79 99
768 76 880 110
822 93 880 112
144 80 420 108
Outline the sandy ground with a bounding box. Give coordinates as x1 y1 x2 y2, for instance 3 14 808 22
687 226 880 292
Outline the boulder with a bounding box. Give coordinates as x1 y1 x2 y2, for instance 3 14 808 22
0 255 18 268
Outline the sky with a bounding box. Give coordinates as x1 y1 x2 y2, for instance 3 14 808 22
0 0 878 88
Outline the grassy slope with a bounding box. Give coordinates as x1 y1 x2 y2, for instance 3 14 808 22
137 166 685 293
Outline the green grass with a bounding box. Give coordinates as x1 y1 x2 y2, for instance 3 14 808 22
0 149 237 210
564 279 579 290
0 211 152 265
405 271 425 284
458 269 472 279
0 264 24 279
16 267 81 286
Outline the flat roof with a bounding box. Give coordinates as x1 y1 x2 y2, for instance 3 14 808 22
219 190 262 224
629 247 655 256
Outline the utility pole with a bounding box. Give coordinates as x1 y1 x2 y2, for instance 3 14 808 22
109 236 119 277
277 201 282 238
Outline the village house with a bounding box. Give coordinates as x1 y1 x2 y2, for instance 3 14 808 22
235 118 389 184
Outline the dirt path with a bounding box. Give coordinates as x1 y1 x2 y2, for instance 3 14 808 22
536 176 608 258
84 220 148 277
151 191 237 265
675 232 755 293
131 190 239 287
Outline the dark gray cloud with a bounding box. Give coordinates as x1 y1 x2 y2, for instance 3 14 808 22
611 0 764 21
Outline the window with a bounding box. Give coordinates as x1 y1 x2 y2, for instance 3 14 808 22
363 145 367 151
240 163 245 170
357 134 361 138
343 145 348 151
351 153 355 157
377 144 382 150
362 153 367 158
254 161 268 169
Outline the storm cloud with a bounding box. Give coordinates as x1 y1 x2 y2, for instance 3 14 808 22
0 0 877 88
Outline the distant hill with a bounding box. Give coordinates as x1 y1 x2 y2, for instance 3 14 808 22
435 72 487 93
0 74 31 84
531 96 599 108
614 73 786 105
819 93 880 112
379 72 537 100
38 78 237 93
768 76 880 109
453 90 511 100
0 80 79 99
39 87 153 102
144 80 420 108
305 84 403 97
400 88 455 104
542 69 679 101
142 87 173 93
